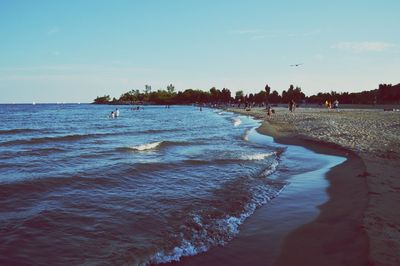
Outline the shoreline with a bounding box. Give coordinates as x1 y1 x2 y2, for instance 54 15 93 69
255 115 370 266
229 107 400 265
165 113 352 266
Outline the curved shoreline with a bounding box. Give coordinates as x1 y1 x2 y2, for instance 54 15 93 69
229 106 400 265
255 119 371 265
165 110 368 266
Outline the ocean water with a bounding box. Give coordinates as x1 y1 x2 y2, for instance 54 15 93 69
0 104 333 265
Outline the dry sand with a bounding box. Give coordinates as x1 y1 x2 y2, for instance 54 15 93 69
228 106 400 266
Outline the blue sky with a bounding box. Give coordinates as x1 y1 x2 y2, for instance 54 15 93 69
0 0 399 103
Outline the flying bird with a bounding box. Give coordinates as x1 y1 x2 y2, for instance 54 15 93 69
290 63 303 67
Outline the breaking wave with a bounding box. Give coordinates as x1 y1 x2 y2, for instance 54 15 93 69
127 141 162 151
240 152 276 161
117 141 192 152
232 117 242 127
149 177 287 264
242 129 250 141
260 158 280 177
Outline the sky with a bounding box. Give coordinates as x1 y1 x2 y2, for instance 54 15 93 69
0 0 399 103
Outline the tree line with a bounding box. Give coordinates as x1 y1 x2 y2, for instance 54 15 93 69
93 83 400 105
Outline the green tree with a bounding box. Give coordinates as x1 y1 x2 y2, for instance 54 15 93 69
93 95 111 104
269 90 281 103
167 84 175 94
145 85 152 94
235 90 244 102
265 84 271 104
221 88 232 103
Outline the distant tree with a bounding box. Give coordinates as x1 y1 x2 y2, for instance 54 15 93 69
145 85 152 94
269 90 281 103
210 87 219 103
93 95 111 104
294 86 306 102
248 93 255 104
253 90 266 104
377 83 400 104
95 82 400 106
221 88 232 103
265 84 271 104
282 85 305 103
175 89 211 104
281 90 287 103
167 84 175 94
307 92 331 104
235 90 244 102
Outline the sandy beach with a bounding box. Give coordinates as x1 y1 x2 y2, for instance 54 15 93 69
228 106 400 265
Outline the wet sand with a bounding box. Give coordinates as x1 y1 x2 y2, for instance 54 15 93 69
230 106 400 266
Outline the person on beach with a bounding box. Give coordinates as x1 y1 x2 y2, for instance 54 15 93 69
115 108 120 117
267 105 273 116
110 111 115 119
289 99 296 112
325 100 332 109
333 100 339 110
333 100 338 108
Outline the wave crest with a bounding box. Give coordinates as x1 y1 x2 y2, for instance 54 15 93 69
232 118 242 127
149 179 287 264
129 141 163 151
117 141 192 152
240 152 276 161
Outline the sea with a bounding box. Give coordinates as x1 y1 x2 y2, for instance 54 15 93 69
0 104 344 265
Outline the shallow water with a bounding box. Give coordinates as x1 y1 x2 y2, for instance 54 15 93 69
0 104 342 265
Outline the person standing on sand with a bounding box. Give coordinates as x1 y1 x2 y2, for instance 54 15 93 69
333 100 339 111
267 105 273 116
289 99 295 112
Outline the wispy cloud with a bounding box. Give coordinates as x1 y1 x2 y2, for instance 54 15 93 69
47 26 60 35
331 42 395 52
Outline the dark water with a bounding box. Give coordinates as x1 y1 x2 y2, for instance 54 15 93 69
0 104 331 265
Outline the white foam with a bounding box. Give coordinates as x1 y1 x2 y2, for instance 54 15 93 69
241 152 275 161
130 141 162 151
151 239 208 264
233 118 242 127
261 159 279 176
242 129 250 141
148 180 288 265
